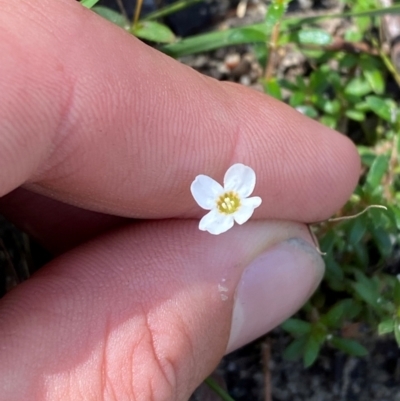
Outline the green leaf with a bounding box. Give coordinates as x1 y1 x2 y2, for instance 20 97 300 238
355 100 371 113
295 105 319 118
363 69 385 95
132 21 175 43
92 6 129 29
322 299 357 328
297 29 332 46
312 94 340 115
283 337 307 361
253 42 267 69
265 0 289 28
325 278 345 292
346 300 363 320
387 205 400 230
339 54 358 70
309 69 330 93
282 5 400 32
331 337 368 356
386 205 400 231
354 269 377 289
365 154 389 188
160 0 287 57
394 319 400 346
281 5 399 27
394 279 400 306
325 257 344 281
370 226 392 257
345 109 365 121
345 77 372 97
320 115 337 129
289 91 306 107
322 303 346 328
162 26 266 57
378 318 394 335
263 78 282 100
344 27 363 42
365 96 396 122
353 241 369 267
303 335 321 368
352 2 375 33
295 76 307 90
319 230 337 254
281 318 312 335
368 206 389 229
80 0 100 8
357 146 377 165
204 377 236 401
321 298 362 328
348 215 367 245
352 273 380 308
322 99 341 115
279 79 299 92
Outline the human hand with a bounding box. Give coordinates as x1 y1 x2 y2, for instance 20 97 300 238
0 1 360 400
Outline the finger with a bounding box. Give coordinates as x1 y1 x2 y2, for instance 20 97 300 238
0 220 324 401
0 188 128 254
0 0 360 222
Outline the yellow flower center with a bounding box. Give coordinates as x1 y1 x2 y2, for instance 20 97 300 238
216 191 241 214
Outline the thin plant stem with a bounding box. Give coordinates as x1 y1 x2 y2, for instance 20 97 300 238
308 205 388 255
327 205 387 222
115 0 128 21
307 225 326 256
262 339 272 401
264 21 280 81
143 0 202 21
370 35 400 88
204 377 236 401
133 0 144 29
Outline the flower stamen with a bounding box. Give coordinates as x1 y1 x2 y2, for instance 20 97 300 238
216 191 241 214
190 163 261 235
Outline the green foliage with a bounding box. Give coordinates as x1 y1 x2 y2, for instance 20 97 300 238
290 130 400 366
131 21 175 43
163 26 267 57
297 29 333 46
92 6 129 29
88 1 178 43
256 0 399 369
330 337 368 357
80 0 100 9
204 377 236 401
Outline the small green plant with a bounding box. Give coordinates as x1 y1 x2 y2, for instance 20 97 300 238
81 0 201 44
277 16 400 363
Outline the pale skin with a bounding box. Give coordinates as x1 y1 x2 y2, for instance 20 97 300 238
0 1 361 400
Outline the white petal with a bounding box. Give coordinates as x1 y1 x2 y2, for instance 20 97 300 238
191 175 224 210
199 209 235 235
233 196 262 225
224 163 256 197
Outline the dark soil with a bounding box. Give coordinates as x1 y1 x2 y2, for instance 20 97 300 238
190 331 400 401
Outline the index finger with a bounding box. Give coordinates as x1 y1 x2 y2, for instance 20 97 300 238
0 0 360 222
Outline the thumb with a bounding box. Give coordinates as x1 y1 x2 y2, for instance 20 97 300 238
0 220 324 401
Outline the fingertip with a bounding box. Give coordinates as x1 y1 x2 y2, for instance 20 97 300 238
0 0 360 224
226 237 324 353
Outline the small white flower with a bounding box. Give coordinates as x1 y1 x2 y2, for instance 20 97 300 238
190 163 262 235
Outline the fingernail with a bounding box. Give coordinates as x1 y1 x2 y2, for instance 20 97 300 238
226 238 324 353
